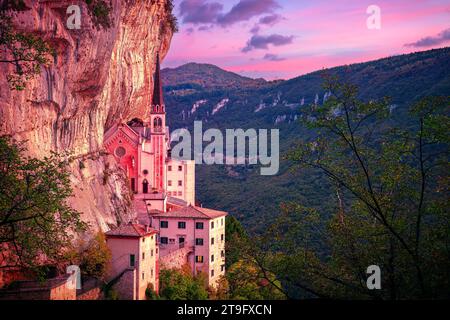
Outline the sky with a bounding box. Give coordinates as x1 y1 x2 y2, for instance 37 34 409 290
162 0 450 80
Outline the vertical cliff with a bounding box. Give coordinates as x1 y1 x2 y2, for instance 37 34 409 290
0 0 173 235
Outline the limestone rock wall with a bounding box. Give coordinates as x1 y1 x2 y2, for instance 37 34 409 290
0 0 173 235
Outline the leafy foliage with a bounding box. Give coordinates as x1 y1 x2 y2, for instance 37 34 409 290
225 215 247 268
159 265 208 300
164 0 178 33
0 12 52 90
85 0 112 29
240 78 450 299
226 260 286 300
65 232 111 280
145 283 159 300
0 136 86 276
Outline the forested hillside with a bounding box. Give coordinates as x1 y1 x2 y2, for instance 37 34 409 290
163 47 450 233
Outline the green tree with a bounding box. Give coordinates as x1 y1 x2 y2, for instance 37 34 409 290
0 11 52 90
225 215 247 268
0 136 86 277
66 232 111 280
159 266 208 300
226 260 286 300
244 78 450 299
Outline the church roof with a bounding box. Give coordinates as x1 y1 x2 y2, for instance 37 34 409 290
152 53 164 107
149 205 227 220
105 222 158 238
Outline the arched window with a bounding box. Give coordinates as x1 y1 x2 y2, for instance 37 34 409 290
153 117 162 131
142 179 149 194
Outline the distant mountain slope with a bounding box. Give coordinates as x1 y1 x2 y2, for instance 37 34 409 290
162 62 267 90
277 47 450 105
162 47 450 233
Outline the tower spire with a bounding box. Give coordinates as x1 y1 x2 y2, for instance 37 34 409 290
151 53 164 110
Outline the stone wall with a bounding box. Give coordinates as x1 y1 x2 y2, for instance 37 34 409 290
113 269 136 300
77 287 103 300
160 247 192 270
0 276 76 300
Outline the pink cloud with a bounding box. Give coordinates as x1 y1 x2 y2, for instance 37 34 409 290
164 0 450 80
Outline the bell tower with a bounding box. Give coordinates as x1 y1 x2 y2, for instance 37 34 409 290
150 53 166 133
150 53 166 191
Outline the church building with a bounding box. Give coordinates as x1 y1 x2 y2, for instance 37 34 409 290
104 54 227 297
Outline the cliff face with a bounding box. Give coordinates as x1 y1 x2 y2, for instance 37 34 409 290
0 0 173 234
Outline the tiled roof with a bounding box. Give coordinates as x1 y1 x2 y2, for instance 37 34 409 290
105 223 158 238
167 196 188 207
149 205 227 219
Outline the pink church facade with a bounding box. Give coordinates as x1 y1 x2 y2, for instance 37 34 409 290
104 55 227 296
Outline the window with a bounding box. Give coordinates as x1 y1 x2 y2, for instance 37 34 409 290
211 254 214 262
160 221 168 228
153 117 162 130
115 146 126 158
142 179 149 194
168 165 172 171
195 238 204 246
221 265 225 272
178 180 182 186
195 256 204 263
221 250 224 258
129 254 135 267
178 191 182 196
221 234 224 242
151 269 153 277
142 252 145 260
151 249 154 257
160 237 168 244
168 180 172 186
196 222 204 229
211 221 214 229
178 166 182 171
142 238 145 243
211 269 214 277
211 237 214 245
142 272 145 280
178 221 186 229
131 178 136 193
168 191 171 196
143 169 148 175
221 218 224 226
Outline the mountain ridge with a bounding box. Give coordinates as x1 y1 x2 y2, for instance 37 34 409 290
161 47 450 233
162 62 267 90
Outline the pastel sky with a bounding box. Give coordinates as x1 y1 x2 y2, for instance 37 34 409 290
163 0 450 80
